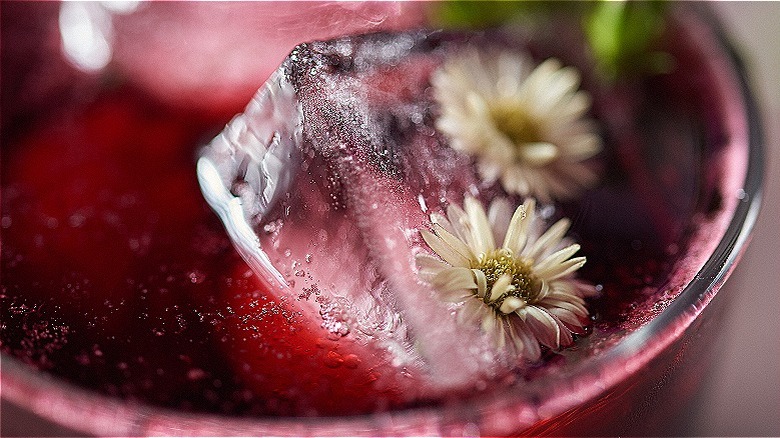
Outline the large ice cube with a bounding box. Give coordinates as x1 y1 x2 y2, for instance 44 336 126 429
198 30 537 393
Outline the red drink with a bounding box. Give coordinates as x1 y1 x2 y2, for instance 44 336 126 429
0 2 762 435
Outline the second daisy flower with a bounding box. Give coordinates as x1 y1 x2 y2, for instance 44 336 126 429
432 50 602 201
416 197 596 361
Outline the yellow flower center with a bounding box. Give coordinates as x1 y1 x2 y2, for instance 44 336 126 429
490 102 543 145
475 249 538 310
489 102 559 167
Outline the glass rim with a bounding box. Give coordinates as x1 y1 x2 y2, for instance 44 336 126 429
0 3 765 436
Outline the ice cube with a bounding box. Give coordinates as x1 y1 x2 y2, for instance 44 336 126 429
198 30 534 394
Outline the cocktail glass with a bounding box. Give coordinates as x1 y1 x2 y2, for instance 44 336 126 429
0 2 763 436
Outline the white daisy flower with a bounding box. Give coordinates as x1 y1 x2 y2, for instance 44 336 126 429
415 196 595 362
432 50 602 202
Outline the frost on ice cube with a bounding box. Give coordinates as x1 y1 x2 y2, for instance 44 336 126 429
198 31 540 393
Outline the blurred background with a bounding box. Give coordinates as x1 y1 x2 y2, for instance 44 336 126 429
1 1 779 436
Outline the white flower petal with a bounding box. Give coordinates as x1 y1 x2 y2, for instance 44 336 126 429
458 298 485 326
525 217 571 261
505 318 527 357
466 91 491 120
502 198 534 254
535 65 581 115
523 306 561 349
497 51 530 97
440 288 474 304
560 133 601 160
432 224 476 263
484 132 517 163
420 229 471 268
542 172 575 201
535 279 551 301
546 307 582 327
489 274 513 303
415 253 449 281
445 203 474 248
518 58 559 101
542 256 586 281
493 319 508 350
464 197 495 254
476 160 504 184
572 279 600 297
499 296 525 314
467 51 499 98
500 170 532 198
472 269 488 298
515 319 541 361
433 267 478 291
534 243 581 276
481 310 497 333
518 142 559 167
415 252 449 270
541 295 588 317
430 212 455 236
554 162 600 188
547 91 591 122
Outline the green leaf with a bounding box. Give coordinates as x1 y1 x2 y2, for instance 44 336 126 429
430 0 671 81
431 1 579 30
584 1 668 80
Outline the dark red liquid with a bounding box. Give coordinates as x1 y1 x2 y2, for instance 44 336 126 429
3 85 244 411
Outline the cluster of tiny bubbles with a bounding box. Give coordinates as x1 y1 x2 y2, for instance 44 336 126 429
317 295 351 337
262 218 283 235
298 283 320 301
0 297 72 369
